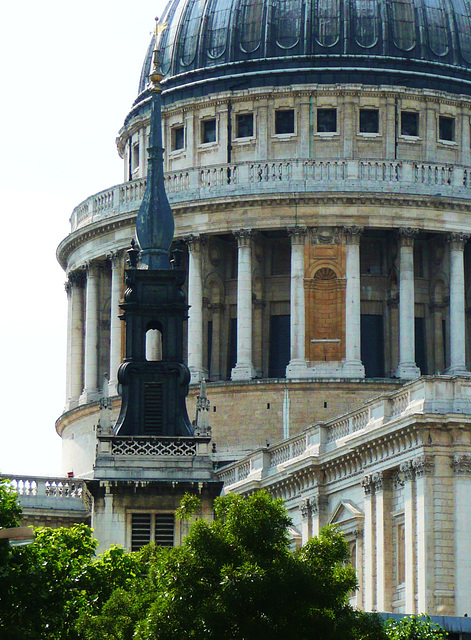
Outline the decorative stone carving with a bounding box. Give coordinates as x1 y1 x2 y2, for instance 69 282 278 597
372 471 385 492
310 495 328 515
234 229 253 247
183 233 205 252
413 455 434 477
397 227 419 247
310 226 342 245
301 497 312 519
344 226 363 245
362 475 373 495
399 460 414 482
287 226 308 245
447 232 470 252
452 455 471 475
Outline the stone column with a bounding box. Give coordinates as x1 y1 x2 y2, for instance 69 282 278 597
300 498 313 545
453 455 471 615
79 262 100 404
286 227 308 378
396 229 421 379
447 233 469 375
232 230 256 380
401 461 416 614
65 271 85 409
362 475 375 611
414 455 435 613
108 251 123 396
344 227 365 377
310 494 327 538
186 235 208 384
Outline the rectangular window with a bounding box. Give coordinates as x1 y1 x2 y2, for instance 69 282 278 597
131 513 175 552
201 118 217 144
439 115 455 141
275 109 295 135
401 111 419 136
317 108 337 133
132 143 140 171
236 113 254 138
359 109 379 133
172 125 185 150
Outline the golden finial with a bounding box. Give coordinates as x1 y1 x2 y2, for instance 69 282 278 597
149 17 167 93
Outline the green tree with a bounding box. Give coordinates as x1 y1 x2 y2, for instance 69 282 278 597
385 615 448 640
0 523 142 640
0 477 22 529
82 491 385 640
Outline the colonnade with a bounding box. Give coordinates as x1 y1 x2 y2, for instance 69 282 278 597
64 228 470 410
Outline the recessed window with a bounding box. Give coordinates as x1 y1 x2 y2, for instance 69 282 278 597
132 143 140 171
317 108 337 133
401 111 419 137
439 115 455 142
275 109 295 135
236 113 254 138
171 126 184 151
201 118 217 144
359 109 379 134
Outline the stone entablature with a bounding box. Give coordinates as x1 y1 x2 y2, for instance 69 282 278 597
68 159 471 234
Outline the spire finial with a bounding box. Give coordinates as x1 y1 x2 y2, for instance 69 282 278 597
135 16 174 271
149 17 166 93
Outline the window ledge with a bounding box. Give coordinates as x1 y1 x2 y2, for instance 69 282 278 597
315 132 339 138
357 132 381 138
400 135 422 143
437 139 457 146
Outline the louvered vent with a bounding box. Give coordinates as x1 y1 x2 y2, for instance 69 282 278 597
144 383 163 435
131 513 152 551
155 513 175 546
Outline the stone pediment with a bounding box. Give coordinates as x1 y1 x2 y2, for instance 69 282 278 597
329 500 364 527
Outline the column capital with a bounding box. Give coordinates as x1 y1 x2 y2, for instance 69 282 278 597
300 498 312 519
287 226 308 245
84 261 101 277
66 270 86 291
362 475 374 495
452 455 471 475
107 249 124 267
234 229 253 247
372 470 387 492
397 227 419 247
183 234 205 252
400 460 415 482
447 232 470 251
413 455 434 478
310 495 328 515
344 226 363 245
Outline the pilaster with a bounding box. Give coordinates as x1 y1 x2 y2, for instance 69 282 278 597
65 270 85 409
400 461 416 614
362 475 375 611
413 455 435 613
453 455 471 615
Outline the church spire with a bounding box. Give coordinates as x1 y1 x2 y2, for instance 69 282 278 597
135 18 173 270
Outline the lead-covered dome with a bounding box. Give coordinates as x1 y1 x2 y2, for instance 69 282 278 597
135 0 471 108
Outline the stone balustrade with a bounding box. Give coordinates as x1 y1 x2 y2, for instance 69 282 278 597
69 159 471 232
2 476 91 512
216 376 471 490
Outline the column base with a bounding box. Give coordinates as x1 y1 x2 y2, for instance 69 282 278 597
79 389 101 405
286 359 310 379
342 359 366 378
445 364 470 376
231 362 256 381
395 362 421 380
189 367 209 385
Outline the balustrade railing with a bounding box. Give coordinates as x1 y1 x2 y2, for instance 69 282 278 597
217 376 471 489
70 159 471 232
2 476 91 512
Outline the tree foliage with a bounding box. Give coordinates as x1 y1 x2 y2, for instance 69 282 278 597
81 491 385 640
384 615 448 640
0 523 141 640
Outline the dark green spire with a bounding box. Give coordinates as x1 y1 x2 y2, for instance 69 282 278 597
136 19 174 270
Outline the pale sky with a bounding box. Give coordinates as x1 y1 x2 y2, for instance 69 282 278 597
0 0 168 477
